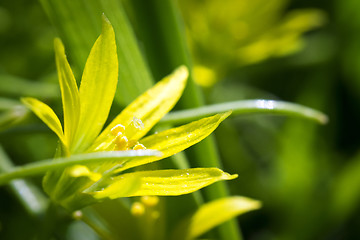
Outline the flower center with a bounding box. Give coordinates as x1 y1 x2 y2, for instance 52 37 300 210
110 117 146 151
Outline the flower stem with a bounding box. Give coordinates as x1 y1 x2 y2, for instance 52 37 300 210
0 150 160 185
160 99 328 125
0 145 49 217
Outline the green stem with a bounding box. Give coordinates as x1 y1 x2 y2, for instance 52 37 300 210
160 99 328 125
0 145 49 217
128 0 242 239
0 150 160 185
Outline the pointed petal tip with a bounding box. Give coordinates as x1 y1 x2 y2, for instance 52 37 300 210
221 110 232 120
101 14 112 31
319 114 329 125
224 173 238 180
252 200 262 209
235 196 262 210
101 13 109 23
173 65 189 84
176 65 189 76
53 38 64 52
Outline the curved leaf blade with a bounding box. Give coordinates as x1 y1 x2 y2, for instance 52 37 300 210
90 168 237 199
0 150 161 185
160 99 328 125
173 196 261 240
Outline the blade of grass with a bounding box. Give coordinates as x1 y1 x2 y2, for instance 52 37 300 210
39 0 154 106
160 99 328 125
0 74 59 98
128 1 241 239
0 150 161 185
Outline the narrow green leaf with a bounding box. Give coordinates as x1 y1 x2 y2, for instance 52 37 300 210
108 111 231 173
160 100 328 125
173 196 261 240
54 38 80 147
0 105 28 131
91 168 237 199
0 145 49 217
0 98 23 110
0 74 59 98
127 1 242 238
21 97 66 145
330 152 360 223
0 150 161 185
73 15 118 153
90 66 188 151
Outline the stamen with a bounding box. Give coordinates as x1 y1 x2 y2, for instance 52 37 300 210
110 124 125 136
115 135 128 150
133 143 146 150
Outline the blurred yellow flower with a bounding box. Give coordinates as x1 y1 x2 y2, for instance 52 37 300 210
180 0 326 86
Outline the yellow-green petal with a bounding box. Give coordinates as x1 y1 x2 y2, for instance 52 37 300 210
109 111 231 173
90 168 237 200
173 196 261 240
73 15 118 153
54 38 80 146
21 97 65 145
89 66 188 151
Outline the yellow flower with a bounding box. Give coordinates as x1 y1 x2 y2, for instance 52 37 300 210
21 16 236 210
180 0 326 86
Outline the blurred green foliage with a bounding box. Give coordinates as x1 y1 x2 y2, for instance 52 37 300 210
1 0 360 239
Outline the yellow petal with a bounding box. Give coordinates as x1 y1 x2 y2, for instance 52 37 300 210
91 168 237 199
21 97 66 146
173 196 261 240
54 38 80 147
112 111 231 173
89 66 188 151
73 15 118 153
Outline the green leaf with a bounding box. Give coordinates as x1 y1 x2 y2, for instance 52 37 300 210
0 145 49 217
90 168 237 199
173 196 261 240
39 0 154 105
331 152 360 223
21 97 66 145
160 99 328 125
0 97 24 110
0 150 161 185
0 74 59 98
0 105 28 132
105 111 231 174
73 15 118 153
54 38 80 147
